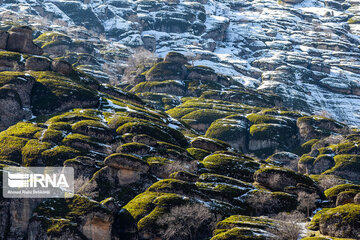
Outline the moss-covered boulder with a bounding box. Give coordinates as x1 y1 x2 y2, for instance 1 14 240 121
297 116 349 141
201 153 260 182
30 71 99 115
310 204 360 239
324 155 360 182
249 123 298 158
205 116 250 152
191 137 230 152
145 61 186 81
104 153 149 172
254 166 319 194
324 184 360 203
29 195 114 240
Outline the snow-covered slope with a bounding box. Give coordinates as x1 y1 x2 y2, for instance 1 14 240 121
2 0 360 125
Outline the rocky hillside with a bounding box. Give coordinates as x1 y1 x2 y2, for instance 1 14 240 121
2 0 360 125
1 1 360 240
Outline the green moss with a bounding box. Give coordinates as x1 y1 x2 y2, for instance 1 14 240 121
332 142 358 154
0 51 22 62
30 72 99 115
130 80 185 93
116 122 179 146
62 133 102 152
201 153 260 181
216 215 274 230
181 109 230 126
41 145 81 166
36 129 64 144
48 122 72 131
0 72 31 87
123 191 162 221
72 120 108 132
211 227 269 240
196 181 250 199
147 179 195 194
301 139 319 153
145 61 184 80
145 156 170 165
319 204 360 232
246 113 279 124
299 155 315 165
255 166 317 187
1 122 43 138
324 154 360 176
308 208 330 230
21 139 52 166
166 107 198 119
187 147 210 160
324 184 360 201
34 32 70 46
116 142 151 155
249 123 294 141
0 136 28 163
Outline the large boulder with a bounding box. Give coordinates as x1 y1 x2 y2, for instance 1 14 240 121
0 31 9 49
25 57 51 71
6 26 43 55
317 204 360 239
51 60 73 76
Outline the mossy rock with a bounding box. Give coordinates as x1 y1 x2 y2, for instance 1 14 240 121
116 122 185 147
32 194 111 236
131 80 185 96
116 142 151 156
249 123 295 141
145 61 186 81
181 109 230 132
104 153 149 172
46 109 101 124
187 147 211 160
30 71 99 115
147 179 196 196
72 119 113 142
191 137 230 152
324 184 360 203
0 135 28 163
201 153 260 182
21 139 52 166
301 139 320 154
0 51 23 62
35 129 64 144
211 227 271 240
41 145 81 166
324 155 360 182
214 215 275 234
254 166 318 192
2 122 43 138
62 133 105 153
316 204 360 238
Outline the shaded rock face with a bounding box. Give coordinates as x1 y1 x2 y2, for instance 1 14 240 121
1 198 43 240
25 57 51 71
6 26 43 55
0 31 9 49
79 212 113 240
0 74 35 130
51 60 73 76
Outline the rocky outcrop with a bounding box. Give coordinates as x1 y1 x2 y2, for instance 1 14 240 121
0 31 9 49
6 26 43 55
0 74 35 130
25 57 51 71
51 60 73 76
